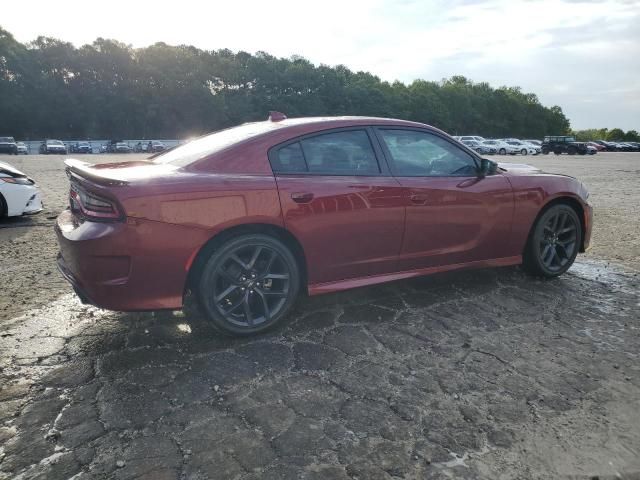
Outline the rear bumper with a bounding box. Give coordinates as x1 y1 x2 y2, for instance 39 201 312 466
56 253 96 305
54 209 203 311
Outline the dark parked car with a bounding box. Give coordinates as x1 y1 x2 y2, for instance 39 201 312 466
56 114 592 336
150 141 166 153
0 137 18 155
614 142 637 152
70 142 93 154
39 139 67 154
541 136 588 155
115 142 131 153
103 140 131 153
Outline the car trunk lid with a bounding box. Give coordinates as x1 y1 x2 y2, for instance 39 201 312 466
65 159 179 185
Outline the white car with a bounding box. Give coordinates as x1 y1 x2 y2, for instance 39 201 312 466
459 135 486 143
503 139 539 155
481 140 519 155
0 161 43 217
16 142 28 154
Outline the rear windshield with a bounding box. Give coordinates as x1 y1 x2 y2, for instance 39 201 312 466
153 122 279 166
0 137 15 142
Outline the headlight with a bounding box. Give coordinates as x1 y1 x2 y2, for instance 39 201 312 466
1 176 33 185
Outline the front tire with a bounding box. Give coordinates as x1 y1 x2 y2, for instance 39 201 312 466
522 204 581 278
197 234 300 336
521 149 527 155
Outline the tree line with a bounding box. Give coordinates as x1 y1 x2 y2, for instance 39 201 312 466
0 26 578 140
571 128 639 143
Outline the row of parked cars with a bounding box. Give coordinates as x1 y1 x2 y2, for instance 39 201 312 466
453 136 544 155
587 140 640 152
455 135 640 156
98 141 167 154
0 137 167 155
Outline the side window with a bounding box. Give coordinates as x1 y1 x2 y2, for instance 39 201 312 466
300 130 379 175
271 142 307 173
270 130 380 175
378 129 478 177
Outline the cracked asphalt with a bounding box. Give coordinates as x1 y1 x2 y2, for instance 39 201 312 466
1 153 639 479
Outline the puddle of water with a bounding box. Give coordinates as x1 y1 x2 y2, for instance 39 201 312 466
570 259 636 289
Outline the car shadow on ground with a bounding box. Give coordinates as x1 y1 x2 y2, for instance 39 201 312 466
1 261 639 479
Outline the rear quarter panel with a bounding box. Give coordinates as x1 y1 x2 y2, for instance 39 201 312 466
116 173 282 231
101 173 284 304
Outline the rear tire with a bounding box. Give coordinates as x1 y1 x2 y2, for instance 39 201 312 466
499 148 506 155
522 204 581 278
0 193 6 218
197 234 300 336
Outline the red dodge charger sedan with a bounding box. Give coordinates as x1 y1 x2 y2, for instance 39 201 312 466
56 114 592 335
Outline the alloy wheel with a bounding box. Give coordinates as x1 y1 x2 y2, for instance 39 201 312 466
538 210 578 273
210 244 292 328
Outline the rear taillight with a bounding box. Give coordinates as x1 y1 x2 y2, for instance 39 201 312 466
70 184 122 220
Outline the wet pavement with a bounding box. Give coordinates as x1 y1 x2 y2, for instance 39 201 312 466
1 259 639 479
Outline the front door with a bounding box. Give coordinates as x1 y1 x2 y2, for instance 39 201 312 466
269 128 405 285
374 128 514 270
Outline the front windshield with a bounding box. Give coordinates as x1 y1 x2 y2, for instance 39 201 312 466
50 140 63 145
153 122 279 166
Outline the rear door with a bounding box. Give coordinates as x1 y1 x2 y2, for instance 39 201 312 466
374 128 514 270
269 128 405 285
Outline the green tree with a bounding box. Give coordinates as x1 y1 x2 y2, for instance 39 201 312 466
0 25 580 140
623 130 639 142
607 128 626 141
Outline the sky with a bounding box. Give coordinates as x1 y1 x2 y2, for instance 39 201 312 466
3 0 639 130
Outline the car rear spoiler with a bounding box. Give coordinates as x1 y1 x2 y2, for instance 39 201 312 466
64 159 128 186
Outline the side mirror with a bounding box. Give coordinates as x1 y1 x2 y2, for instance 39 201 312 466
478 158 497 178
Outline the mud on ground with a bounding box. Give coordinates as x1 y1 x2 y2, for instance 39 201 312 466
0 153 639 479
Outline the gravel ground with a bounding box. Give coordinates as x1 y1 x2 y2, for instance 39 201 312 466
0 152 639 479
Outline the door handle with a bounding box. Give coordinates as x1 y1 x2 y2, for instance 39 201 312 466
291 192 314 204
409 193 428 204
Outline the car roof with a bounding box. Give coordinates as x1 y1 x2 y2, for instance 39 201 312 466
238 116 447 146
171 115 449 173
257 115 435 130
